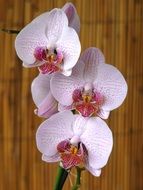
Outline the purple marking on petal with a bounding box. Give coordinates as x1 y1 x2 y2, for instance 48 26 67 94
38 63 60 74
75 103 97 117
35 48 64 74
92 91 104 105
56 50 64 64
34 47 46 61
72 89 82 102
64 5 74 23
72 87 105 117
57 139 70 153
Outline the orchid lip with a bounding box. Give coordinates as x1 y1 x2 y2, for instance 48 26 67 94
72 87 104 117
34 46 63 74
57 139 88 170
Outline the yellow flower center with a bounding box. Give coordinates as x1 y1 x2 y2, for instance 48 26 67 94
82 94 92 103
70 145 78 155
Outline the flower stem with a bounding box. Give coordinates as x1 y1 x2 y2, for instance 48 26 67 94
54 166 69 190
71 167 83 190
1 29 20 34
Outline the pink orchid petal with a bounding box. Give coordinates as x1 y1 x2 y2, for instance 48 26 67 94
80 117 113 169
62 2 80 34
80 47 105 82
42 154 60 163
97 109 110 119
56 26 81 71
93 63 128 110
15 22 48 65
51 73 83 106
36 111 74 157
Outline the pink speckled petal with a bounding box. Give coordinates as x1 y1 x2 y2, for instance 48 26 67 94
36 111 74 157
62 2 80 33
57 26 81 71
79 47 105 82
81 117 113 169
72 115 88 136
31 74 58 118
15 22 48 66
42 154 60 163
45 9 68 43
51 73 83 106
93 63 128 110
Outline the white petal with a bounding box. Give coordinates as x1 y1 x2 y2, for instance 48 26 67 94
93 63 128 110
31 73 58 118
31 74 51 106
62 2 80 33
58 103 72 112
72 115 89 136
80 47 105 82
72 60 84 78
85 165 101 177
81 117 113 169
56 26 81 71
45 9 68 43
15 22 48 65
42 154 60 163
97 109 110 119
51 73 83 106
32 3 80 33
36 111 74 157
61 69 72 76
35 92 58 118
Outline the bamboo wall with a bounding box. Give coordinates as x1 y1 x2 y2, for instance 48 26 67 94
0 0 143 190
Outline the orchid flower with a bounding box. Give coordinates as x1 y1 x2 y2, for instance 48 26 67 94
31 73 58 118
36 111 113 177
51 47 128 118
15 5 81 76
